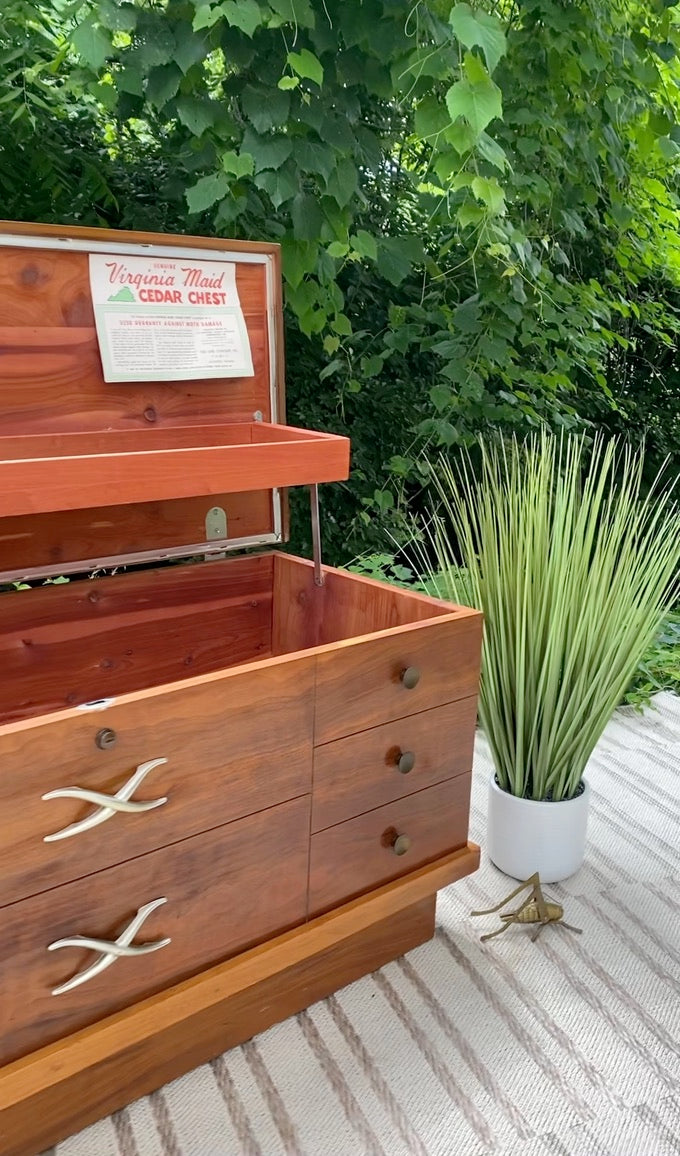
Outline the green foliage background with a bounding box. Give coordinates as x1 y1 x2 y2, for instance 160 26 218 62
2 0 680 562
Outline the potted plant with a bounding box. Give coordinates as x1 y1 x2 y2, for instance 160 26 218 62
418 433 680 882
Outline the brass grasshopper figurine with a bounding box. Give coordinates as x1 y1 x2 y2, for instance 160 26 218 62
472 872 582 942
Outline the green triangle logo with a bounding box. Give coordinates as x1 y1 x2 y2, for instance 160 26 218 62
108 287 136 303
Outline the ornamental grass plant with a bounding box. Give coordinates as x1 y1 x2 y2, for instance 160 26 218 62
418 434 680 803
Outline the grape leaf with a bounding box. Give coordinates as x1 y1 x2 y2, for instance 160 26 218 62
193 5 222 31
244 130 294 171
222 150 255 178
287 47 324 87
146 64 182 108
449 3 506 74
471 175 506 213
71 17 112 70
186 171 230 213
241 85 291 132
254 162 299 207
292 192 324 240
445 74 502 137
222 0 262 38
351 230 377 260
176 96 219 136
98 0 137 32
328 157 358 207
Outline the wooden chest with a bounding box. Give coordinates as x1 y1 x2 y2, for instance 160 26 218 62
0 222 481 1156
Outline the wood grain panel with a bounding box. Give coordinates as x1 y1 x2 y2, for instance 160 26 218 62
0 489 273 576
0 245 272 432
0 325 94 346
0 331 268 429
0 314 270 431
0 249 268 327
0 422 255 457
309 776 472 916
0 219 286 420
0 846 480 1156
0 248 98 327
312 613 483 744
272 554 452 654
0 795 310 1067
0 555 274 723
0 653 313 907
312 697 478 831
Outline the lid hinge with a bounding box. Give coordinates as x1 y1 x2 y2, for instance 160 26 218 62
204 506 228 561
309 484 325 587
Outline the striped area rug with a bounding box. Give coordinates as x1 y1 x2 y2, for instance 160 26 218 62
53 693 680 1156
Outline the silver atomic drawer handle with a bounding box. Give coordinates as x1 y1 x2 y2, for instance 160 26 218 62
42 758 168 842
49 896 171 996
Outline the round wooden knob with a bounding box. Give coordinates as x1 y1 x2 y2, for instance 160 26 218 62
392 834 411 856
396 750 416 774
95 728 117 750
401 666 420 690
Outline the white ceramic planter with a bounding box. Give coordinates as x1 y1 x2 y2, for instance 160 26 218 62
487 776 590 883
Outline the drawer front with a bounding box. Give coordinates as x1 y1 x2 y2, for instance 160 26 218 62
0 795 310 1067
0 659 313 908
309 776 471 916
312 698 477 832
313 614 482 745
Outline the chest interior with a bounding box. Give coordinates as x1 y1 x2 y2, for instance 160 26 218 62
0 222 458 726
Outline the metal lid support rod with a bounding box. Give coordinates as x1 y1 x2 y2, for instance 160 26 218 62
309 484 325 587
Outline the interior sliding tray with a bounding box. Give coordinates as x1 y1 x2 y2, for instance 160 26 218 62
0 421 350 517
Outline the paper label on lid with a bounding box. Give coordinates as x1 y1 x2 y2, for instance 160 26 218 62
89 254 254 381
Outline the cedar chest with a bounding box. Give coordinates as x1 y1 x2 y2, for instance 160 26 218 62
0 222 481 1156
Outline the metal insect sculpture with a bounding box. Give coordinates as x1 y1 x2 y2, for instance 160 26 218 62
471 872 582 942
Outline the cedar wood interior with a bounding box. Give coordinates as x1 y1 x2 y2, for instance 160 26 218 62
0 553 460 725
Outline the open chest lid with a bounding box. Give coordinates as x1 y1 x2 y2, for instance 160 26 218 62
0 221 349 582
